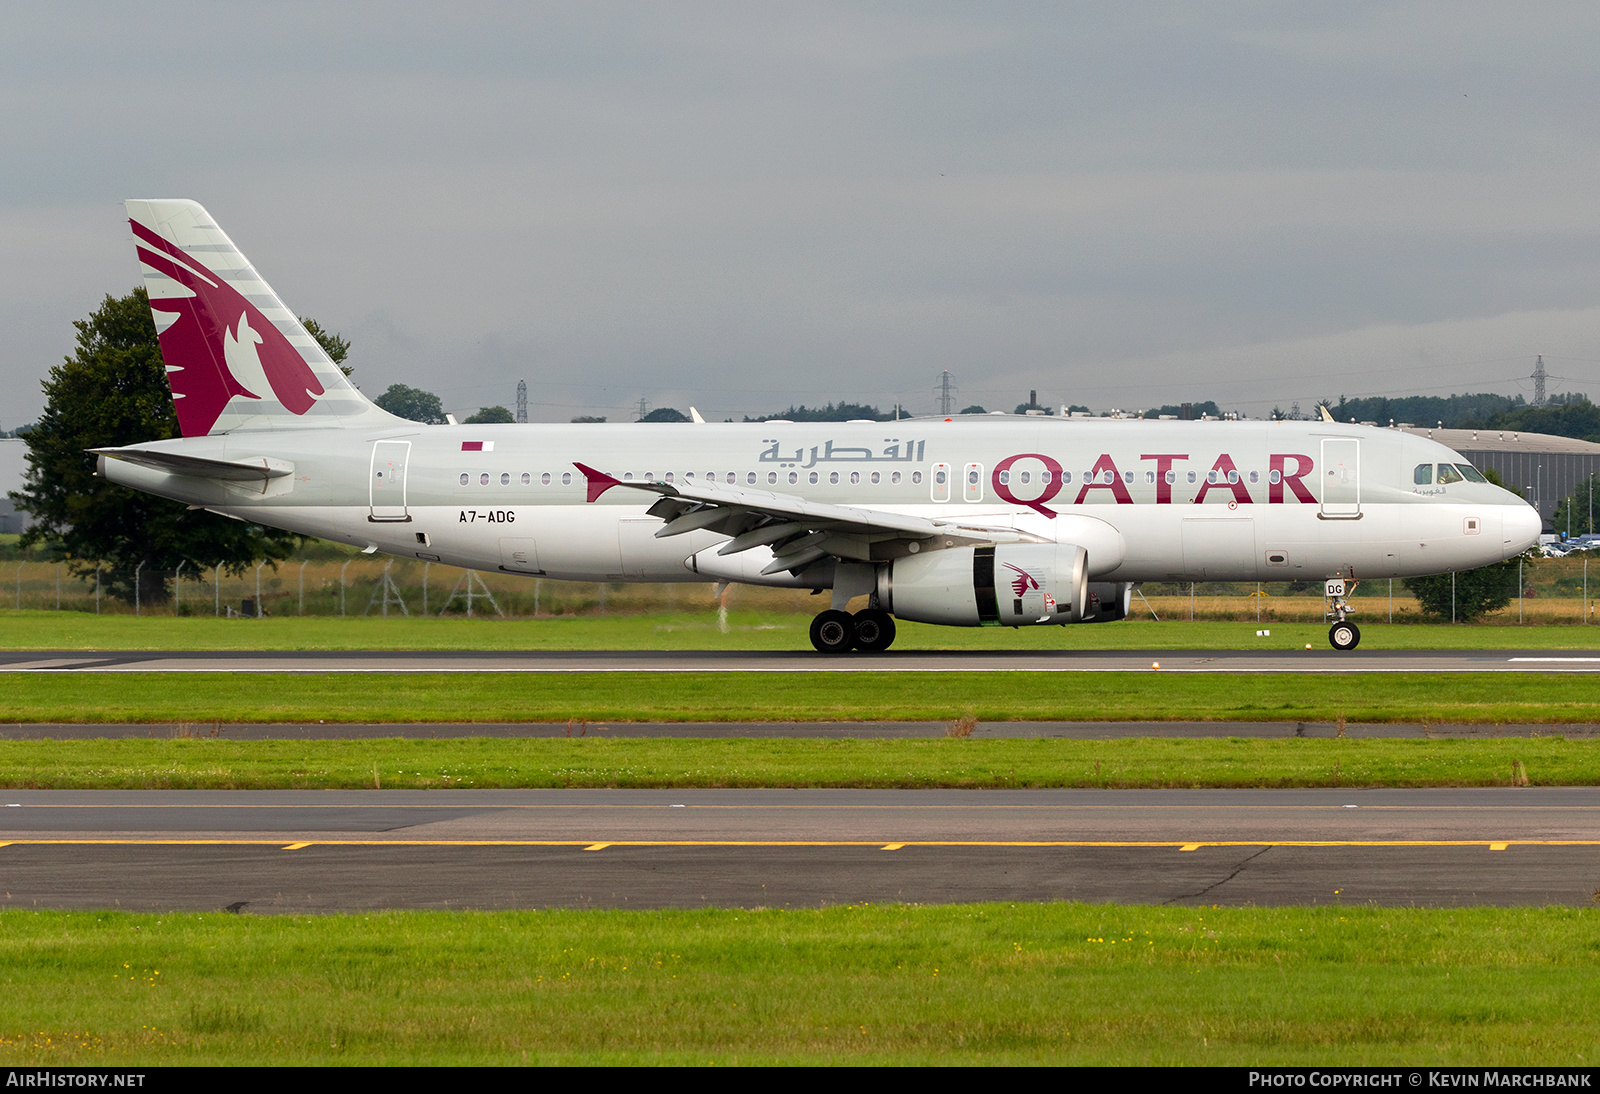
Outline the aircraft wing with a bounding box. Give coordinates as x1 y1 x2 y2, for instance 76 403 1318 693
575 461 1044 574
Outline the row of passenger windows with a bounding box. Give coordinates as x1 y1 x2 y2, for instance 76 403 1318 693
992 468 1271 486
460 470 927 487
458 467 1284 488
1415 463 1487 486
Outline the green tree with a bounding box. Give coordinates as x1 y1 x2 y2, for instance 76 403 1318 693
1478 466 1528 504
10 287 320 604
1402 553 1529 622
299 318 351 376
464 405 514 424
374 384 447 424
1552 474 1599 538
960 405 987 415
638 407 689 423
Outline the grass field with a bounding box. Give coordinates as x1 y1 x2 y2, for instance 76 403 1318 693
3 670 1599 726
1 609 1599 650
0 904 1594 1065
5 560 1596 1065
0 736 1592 789
1 619 1594 1065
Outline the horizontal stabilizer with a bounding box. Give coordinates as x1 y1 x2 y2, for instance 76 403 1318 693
93 446 294 483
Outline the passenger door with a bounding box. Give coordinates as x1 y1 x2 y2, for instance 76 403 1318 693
1320 438 1360 519
369 440 411 522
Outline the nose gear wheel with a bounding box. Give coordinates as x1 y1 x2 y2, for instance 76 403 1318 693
1328 622 1361 651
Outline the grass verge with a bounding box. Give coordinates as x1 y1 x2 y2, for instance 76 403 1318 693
3 610 1600 650
3 671 1600 725
0 904 1595 1065
1 737 1595 789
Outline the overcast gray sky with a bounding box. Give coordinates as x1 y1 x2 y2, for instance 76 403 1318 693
4 2 1599 428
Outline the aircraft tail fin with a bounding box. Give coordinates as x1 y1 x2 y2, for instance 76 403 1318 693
125 199 404 437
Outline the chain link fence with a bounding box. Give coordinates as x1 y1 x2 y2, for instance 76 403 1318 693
0 539 1592 623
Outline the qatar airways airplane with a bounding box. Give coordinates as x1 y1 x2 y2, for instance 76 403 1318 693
94 200 1541 653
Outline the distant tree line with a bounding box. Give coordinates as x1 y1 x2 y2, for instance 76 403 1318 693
1321 391 1600 443
1327 392 1526 428
1142 401 1220 420
742 402 895 422
1467 396 1600 444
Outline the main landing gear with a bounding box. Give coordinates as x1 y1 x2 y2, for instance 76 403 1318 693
809 608 898 654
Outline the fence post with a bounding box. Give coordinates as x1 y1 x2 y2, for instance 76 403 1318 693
422 562 430 615
215 564 221 617
299 560 308 616
1451 571 1456 624
1585 557 1589 625
1189 582 1194 621
1388 577 1393 623
95 563 101 614
14 562 22 609
340 559 352 617
174 560 186 615
135 561 144 615
1519 559 1523 624
255 561 265 617
55 564 61 610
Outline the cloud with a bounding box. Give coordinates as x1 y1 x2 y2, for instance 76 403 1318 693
3 5 1600 425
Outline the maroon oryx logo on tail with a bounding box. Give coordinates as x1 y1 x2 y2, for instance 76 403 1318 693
130 220 325 437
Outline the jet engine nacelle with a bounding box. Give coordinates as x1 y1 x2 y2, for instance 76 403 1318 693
1084 581 1134 623
879 543 1089 626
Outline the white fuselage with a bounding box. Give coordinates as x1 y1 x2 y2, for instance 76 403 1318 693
101 417 1542 587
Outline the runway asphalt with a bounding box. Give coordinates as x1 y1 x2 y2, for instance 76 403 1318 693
3 648 1600 672
6 645 1595 913
3 788 1594 910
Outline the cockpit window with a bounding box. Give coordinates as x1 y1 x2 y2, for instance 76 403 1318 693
1414 464 1433 485
1436 464 1464 485
1456 464 1488 483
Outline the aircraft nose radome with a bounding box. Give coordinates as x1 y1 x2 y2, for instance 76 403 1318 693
1506 502 1541 554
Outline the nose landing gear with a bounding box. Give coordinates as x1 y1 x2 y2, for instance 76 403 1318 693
1324 578 1361 651
809 608 898 654
1328 620 1361 651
